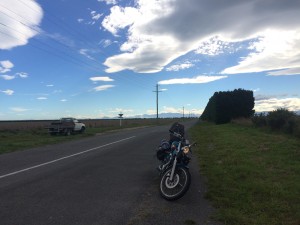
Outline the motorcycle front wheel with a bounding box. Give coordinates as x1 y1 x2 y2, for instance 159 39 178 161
159 167 191 201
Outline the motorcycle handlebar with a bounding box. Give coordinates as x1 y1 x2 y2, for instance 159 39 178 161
169 130 182 138
190 142 197 147
169 130 197 147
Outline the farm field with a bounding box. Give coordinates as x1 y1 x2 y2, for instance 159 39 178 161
0 118 183 130
0 118 189 154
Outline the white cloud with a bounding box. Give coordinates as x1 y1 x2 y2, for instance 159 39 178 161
60 99 67 102
161 106 181 114
79 10 103 26
0 60 14 73
91 11 103 21
93 85 115 91
0 0 43 49
166 62 194 72
195 36 236 56
0 75 15 80
146 109 156 115
255 97 300 112
98 0 118 5
10 107 30 112
99 39 113 48
90 76 114 82
101 0 300 74
0 72 28 80
79 49 95 60
159 106 202 116
267 67 300 76
1 89 14 95
102 5 141 36
158 75 227 85
37 97 47 100
109 108 134 114
222 30 300 74
16 72 28 78
190 109 203 116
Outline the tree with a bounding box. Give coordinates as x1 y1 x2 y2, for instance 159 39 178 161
200 89 255 124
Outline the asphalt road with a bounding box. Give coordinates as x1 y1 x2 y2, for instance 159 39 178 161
0 120 220 225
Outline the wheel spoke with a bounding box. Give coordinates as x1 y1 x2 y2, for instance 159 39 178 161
160 167 190 200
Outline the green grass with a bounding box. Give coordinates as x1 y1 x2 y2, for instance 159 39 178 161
190 122 300 225
0 125 141 154
0 129 87 154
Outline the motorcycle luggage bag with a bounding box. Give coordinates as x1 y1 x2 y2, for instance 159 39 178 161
157 140 171 161
169 122 185 142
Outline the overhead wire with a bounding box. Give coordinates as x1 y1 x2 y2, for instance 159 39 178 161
0 27 102 75
23 0 158 91
2 1 179 117
0 6 104 73
1 1 159 92
17 0 100 51
0 29 104 74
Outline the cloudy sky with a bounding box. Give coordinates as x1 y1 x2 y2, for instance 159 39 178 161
1 0 300 120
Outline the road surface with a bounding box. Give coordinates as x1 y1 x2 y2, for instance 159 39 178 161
0 120 220 225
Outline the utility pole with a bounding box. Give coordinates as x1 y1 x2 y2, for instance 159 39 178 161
183 106 185 120
153 84 162 121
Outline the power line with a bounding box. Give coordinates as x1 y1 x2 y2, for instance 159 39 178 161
0 7 103 72
1 1 157 93
0 23 103 72
16 0 98 50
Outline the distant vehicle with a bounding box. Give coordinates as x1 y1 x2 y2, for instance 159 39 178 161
47 118 85 136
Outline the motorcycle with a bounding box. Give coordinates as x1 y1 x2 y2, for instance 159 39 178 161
156 128 196 201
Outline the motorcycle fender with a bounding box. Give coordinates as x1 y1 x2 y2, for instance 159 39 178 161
176 164 189 170
160 164 189 176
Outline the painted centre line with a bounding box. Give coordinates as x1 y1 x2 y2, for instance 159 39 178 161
0 136 136 179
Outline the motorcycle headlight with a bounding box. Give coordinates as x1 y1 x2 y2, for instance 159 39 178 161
183 146 190 154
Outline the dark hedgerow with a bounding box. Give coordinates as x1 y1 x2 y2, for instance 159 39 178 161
251 108 300 137
201 89 255 124
267 108 296 132
252 112 267 127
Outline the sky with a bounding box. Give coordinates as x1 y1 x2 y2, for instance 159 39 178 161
1 0 300 120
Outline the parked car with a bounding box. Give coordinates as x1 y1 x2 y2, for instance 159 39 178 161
47 118 85 135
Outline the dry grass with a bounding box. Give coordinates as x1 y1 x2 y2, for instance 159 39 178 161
231 117 254 126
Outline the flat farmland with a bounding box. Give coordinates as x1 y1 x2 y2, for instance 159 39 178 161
0 118 180 130
0 118 191 154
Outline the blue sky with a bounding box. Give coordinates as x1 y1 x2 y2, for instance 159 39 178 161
1 0 300 120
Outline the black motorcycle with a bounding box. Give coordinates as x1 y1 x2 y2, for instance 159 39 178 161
156 127 196 201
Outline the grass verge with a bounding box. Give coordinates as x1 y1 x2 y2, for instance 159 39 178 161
0 125 148 154
190 121 300 225
0 127 104 154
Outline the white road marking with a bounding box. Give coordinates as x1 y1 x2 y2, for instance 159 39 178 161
0 136 136 179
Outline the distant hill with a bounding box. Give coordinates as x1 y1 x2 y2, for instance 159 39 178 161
136 113 200 119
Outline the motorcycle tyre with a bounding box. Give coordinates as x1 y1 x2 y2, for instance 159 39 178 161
159 167 191 201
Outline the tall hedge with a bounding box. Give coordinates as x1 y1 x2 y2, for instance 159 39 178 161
201 89 255 124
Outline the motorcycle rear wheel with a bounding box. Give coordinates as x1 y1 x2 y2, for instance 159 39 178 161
159 167 191 201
